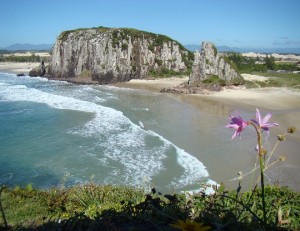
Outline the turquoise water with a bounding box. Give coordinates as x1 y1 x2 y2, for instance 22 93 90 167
0 72 213 192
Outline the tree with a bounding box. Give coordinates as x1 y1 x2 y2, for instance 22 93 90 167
265 55 275 70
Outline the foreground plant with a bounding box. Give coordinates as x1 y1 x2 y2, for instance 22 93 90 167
225 108 296 225
170 219 211 231
0 186 8 230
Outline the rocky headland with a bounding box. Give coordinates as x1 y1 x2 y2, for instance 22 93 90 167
28 27 243 90
45 27 193 84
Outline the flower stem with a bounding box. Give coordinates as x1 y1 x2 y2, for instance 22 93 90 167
249 121 267 224
249 154 259 191
259 151 266 224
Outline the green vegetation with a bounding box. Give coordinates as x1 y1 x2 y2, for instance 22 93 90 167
0 54 42 62
201 74 245 87
79 69 92 78
149 68 190 78
154 57 163 66
212 44 218 57
245 72 300 89
1 184 299 230
59 29 79 42
225 52 300 88
121 43 128 51
222 56 239 72
58 26 184 51
265 55 275 70
202 75 226 86
181 52 194 70
226 52 300 73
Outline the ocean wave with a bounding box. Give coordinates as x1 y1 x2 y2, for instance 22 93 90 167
0 79 210 190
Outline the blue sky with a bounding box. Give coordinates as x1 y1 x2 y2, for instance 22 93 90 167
1 0 299 48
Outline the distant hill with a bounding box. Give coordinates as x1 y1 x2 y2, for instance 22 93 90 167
184 44 300 55
4 43 53 51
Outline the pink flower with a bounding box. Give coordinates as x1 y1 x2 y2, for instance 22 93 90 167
251 108 279 134
225 115 249 139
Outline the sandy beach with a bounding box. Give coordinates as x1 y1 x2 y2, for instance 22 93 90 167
116 74 300 109
0 62 40 75
117 74 300 140
121 74 300 126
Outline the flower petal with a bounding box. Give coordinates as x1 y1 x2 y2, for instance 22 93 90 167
262 113 272 124
263 122 279 128
232 131 238 139
225 124 239 129
256 108 262 126
226 115 248 139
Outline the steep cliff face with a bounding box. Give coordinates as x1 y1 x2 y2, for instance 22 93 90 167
189 42 243 85
49 27 193 83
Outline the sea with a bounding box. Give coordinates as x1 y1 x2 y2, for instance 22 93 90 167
1 72 299 193
0 72 214 192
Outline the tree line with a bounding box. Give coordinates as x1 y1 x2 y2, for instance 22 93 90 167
226 52 299 73
0 54 47 62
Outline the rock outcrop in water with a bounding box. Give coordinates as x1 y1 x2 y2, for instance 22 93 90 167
189 42 244 86
49 27 193 84
29 60 49 77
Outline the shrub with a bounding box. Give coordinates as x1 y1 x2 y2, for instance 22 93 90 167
154 58 163 66
121 43 128 51
202 75 226 86
79 69 92 78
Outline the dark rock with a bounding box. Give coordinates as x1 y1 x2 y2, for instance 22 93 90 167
29 61 49 77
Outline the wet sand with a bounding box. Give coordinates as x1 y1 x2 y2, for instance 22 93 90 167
116 76 300 191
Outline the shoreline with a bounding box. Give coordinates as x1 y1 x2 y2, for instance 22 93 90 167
118 76 300 141
1 64 300 191
115 74 300 110
115 75 300 191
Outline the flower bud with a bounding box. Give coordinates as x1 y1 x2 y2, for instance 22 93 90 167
287 126 296 134
277 134 286 141
279 156 286 161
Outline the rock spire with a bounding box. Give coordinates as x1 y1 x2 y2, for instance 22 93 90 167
189 42 243 85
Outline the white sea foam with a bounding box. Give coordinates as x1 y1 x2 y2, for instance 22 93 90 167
183 179 219 196
132 107 150 111
0 72 15 77
146 130 209 188
0 78 211 189
139 121 144 128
